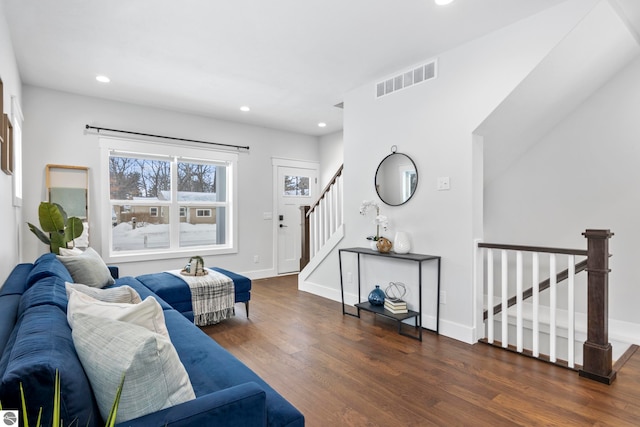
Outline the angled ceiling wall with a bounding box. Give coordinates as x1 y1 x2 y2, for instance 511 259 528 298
477 0 640 185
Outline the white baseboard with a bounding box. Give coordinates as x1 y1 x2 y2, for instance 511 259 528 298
298 279 343 302
239 267 277 280
609 318 640 347
439 320 476 344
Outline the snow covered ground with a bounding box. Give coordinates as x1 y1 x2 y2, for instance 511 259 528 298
112 222 217 250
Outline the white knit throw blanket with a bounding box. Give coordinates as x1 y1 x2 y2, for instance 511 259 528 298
167 268 235 326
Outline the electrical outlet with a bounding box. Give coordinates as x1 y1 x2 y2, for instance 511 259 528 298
347 272 353 283
440 291 447 304
253 255 259 263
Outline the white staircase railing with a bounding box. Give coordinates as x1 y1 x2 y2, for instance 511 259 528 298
479 243 587 368
300 165 343 269
476 230 618 384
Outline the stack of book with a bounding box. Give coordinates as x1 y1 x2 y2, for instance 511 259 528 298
384 298 408 314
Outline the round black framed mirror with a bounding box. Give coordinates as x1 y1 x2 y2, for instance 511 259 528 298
375 151 418 206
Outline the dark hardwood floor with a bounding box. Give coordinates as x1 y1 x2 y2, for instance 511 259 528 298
201 275 640 426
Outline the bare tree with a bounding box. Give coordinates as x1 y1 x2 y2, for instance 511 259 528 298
178 162 216 193
109 157 141 200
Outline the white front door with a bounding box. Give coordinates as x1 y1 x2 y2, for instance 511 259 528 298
276 164 318 274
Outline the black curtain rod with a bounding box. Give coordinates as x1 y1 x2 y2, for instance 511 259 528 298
85 125 250 151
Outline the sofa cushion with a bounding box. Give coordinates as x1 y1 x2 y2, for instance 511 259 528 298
0 263 34 296
67 290 169 338
0 295 21 356
57 247 115 288
66 282 142 303
18 276 69 317
72 313 196 424
0 304 101 427
26 253 73 287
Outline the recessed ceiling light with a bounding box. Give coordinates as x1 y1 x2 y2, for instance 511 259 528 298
240 106 250 112
96 75 111 83
435 0 454 5
318 122 327 128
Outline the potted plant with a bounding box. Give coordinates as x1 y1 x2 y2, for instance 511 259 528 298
0 370 123 427
360 200 389 249
27 202 84 254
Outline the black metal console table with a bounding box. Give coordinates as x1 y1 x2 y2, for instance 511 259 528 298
338 247 441 341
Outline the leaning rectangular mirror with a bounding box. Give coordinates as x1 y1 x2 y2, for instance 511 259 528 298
46 164 89 247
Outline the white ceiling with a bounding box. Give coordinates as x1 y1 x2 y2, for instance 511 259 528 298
3 0 569 136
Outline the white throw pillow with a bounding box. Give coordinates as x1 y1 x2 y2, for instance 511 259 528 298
66 289 169 338
65 282 142 304
57 247 115 288
59 247 84 256
71 313 195 424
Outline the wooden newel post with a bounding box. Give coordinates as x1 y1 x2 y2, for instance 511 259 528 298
300 206 310 270
579 229 616 384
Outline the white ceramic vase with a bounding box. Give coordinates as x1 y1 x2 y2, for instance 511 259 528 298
394 231 411 254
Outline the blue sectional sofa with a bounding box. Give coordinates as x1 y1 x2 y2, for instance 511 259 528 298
0 254 304 427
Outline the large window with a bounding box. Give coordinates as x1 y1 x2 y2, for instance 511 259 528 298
100 138 237 261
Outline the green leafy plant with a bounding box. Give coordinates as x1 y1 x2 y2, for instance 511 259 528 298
1 370 124 427
105 374 125 427
27 202 84 254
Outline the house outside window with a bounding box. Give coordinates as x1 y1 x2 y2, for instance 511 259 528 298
99 138 238 262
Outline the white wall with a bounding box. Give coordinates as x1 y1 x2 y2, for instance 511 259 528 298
318 131 343 186
303 0 598 343
0 1 22 285
21 86 319 278
484 56 640 329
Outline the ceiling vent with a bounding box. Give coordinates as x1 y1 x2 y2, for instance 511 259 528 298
376 59 437 98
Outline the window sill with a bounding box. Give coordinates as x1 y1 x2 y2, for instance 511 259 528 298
103 246 237 264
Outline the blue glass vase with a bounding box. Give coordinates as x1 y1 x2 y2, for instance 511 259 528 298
368 285 385 306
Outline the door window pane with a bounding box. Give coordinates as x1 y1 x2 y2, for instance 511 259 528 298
284 175 310 196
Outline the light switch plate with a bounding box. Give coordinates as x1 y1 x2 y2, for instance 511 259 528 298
437 176 450 191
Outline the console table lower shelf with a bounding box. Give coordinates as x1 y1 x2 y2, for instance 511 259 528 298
354 302 422 341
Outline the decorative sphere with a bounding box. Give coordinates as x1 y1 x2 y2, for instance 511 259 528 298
376 237 392 253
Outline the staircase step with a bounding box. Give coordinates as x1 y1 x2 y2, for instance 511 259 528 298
478 338 582 372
